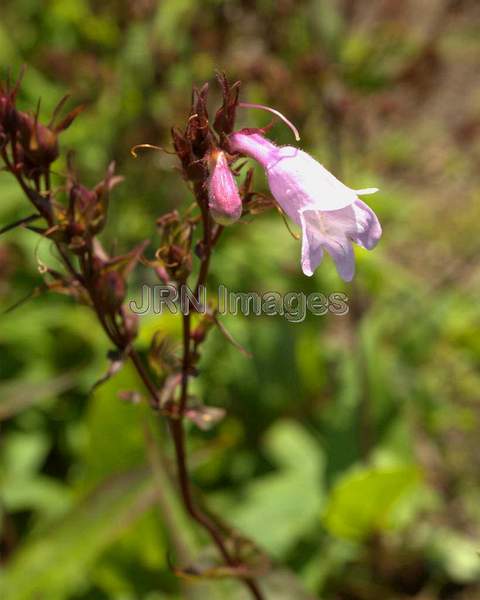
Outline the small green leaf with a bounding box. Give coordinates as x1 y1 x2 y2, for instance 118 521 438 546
324 464 421 541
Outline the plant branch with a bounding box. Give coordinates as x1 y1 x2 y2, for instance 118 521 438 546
0 83 265 600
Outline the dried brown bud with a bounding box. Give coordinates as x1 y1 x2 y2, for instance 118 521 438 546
171 83 216 182
171 127 208 182
69 183 97 215
213 72 240 137
155 243 192 281
0 70 23 137
68 182 103 236
170 243 191 271
65 162 123 241
17 111 59 168
156 210 180 231
188 83 210 159
171 127 193 171
94 270 126 313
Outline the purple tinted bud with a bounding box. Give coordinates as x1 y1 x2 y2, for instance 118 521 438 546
208 150 242 225
229 131 381 281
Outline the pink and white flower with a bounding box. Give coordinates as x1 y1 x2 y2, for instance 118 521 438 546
228 131 381 281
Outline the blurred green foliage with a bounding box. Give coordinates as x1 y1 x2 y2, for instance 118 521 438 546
1 0 480 599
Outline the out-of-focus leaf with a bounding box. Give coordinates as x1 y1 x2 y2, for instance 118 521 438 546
428 528 480 583
0 431 71 517
2 477 71 517
79 363 149 489
214 420 325 557
323 464 421 541
1 431 49 476
260 568 320 600
0 469 156 600
135 312 182 350
0 373 76 420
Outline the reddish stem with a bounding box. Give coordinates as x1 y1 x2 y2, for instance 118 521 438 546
2 128 264 600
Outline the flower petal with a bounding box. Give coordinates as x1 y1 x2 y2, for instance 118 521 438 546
300 213 324 277
321 235 355 282
299 209 355 281
304 200 382 251
349 199 382 250
267 148 358 217
354 187 379 195
229 131 382 281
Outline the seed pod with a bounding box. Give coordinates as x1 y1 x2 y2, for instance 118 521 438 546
95 270 126 313
17 112 59 167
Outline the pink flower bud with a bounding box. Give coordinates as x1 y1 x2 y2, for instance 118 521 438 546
208 150 242 225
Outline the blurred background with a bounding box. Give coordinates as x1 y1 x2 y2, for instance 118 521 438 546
1 0 480 598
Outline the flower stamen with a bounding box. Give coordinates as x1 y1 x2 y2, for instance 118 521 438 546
276 205 300 240
238 102 301 142
130 144 176 158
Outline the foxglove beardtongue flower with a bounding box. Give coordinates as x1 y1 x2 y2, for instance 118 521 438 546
228 131 381 281
207 149 242 225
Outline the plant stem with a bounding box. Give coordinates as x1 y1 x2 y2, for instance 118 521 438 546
178 311 191 416
159 180 265 599
4 145 265 600
168 418 264 599
129 348 161 409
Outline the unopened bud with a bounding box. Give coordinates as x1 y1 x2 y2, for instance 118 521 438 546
208 150 242 225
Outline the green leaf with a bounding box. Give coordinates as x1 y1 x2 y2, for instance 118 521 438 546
215 420 325 557
0 469 156 600
323 464 421 541
428 528 480 583
260 568 320 600
0 431 71 518
1 431 49 476
79 362 149 489
0 373 76 420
